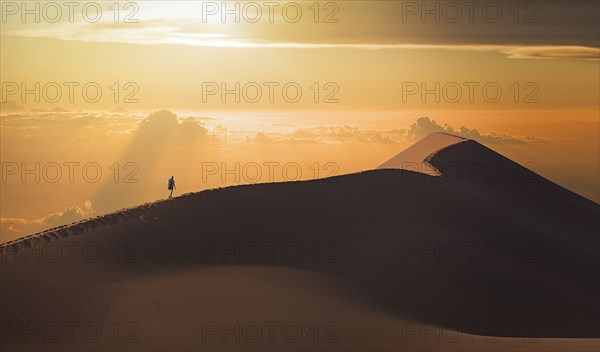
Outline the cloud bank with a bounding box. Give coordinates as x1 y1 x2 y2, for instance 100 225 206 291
1 201 94 242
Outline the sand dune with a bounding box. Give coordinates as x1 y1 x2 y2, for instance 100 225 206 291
378 132 467 175
1 133 598 351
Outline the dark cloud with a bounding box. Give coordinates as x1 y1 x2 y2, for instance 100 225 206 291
503 46 599 59
7 1 597 59
292 0 600 49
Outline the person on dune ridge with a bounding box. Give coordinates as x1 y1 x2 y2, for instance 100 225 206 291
168 176 176 198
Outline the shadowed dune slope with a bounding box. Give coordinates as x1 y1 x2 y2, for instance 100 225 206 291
1 134 599 351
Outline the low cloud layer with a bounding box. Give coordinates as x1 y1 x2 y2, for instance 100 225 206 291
1 201 94 242
1 109 538 149
250 117 537 145
405 117 541 145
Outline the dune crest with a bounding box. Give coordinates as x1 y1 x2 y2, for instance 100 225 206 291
377 132 466 175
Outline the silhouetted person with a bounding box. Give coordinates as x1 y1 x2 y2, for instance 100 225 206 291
168 176 176 198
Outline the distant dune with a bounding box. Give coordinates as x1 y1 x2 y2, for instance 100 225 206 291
1 133 598 351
